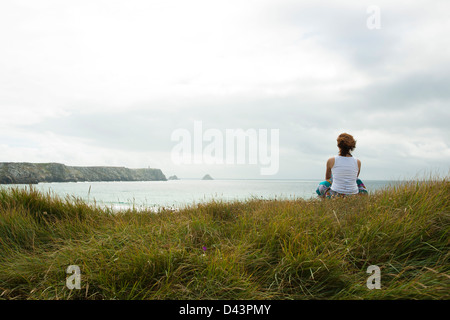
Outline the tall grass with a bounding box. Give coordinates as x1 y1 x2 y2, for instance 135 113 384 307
0 177 448 300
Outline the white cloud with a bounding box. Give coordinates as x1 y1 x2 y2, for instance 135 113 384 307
0 0 449 179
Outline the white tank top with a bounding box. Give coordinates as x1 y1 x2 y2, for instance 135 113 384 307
331 156 359 194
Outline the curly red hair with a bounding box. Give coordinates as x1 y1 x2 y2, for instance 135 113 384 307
337 133 356 156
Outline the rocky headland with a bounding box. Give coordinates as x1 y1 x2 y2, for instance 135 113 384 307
0 162 167 184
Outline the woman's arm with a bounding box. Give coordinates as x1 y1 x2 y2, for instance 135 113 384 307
357 159 361 177
325 157 334 180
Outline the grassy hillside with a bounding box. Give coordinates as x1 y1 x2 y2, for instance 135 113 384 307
0 178 448 299
0 162 167 184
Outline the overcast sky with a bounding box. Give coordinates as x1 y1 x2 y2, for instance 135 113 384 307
1 0 449 180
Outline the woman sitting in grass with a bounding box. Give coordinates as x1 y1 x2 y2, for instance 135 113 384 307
317 133 368 198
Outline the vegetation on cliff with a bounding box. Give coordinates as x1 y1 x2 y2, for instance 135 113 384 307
0 162 167 184
0 177 448 299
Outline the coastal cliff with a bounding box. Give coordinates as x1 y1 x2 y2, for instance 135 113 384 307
0 162 167 184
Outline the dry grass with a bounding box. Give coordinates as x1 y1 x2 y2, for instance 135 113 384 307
0 177 448 299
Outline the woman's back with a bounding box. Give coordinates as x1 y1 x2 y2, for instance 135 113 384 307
331 155 359 194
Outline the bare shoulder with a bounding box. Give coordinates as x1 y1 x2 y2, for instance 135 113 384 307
357 158 361 166
327 157 335 167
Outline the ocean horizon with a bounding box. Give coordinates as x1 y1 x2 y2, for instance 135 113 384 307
1 179 401 211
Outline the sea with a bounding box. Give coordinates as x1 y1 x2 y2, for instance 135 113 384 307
2 179 401 211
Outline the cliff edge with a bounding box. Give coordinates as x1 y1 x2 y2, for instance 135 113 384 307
0 162 167 184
